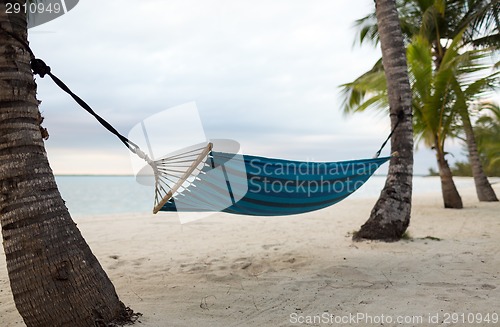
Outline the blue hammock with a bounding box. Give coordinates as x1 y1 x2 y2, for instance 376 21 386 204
154 146 390 216
24 50 394 217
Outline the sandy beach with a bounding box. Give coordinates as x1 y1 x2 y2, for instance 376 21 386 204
1 180 499 326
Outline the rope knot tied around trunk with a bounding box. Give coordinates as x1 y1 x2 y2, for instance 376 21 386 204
31 58 51 78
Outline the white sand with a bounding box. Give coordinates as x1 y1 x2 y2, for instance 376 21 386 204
1 181 499 326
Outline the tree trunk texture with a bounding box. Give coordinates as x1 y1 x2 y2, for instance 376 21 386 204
0 4 131 326
353 0 413 242
435 146 463 209
460 111 498 201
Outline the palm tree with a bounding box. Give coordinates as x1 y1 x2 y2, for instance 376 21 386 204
351 0 414 241
454 60 499 201
474 102 500 175
342 34 463 208
408 33 468 208
354 0 500 202
0 2 133 326
343 30 498 208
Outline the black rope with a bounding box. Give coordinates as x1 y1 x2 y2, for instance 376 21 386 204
30 58 139 152
1 28 141 155
374 112 404 158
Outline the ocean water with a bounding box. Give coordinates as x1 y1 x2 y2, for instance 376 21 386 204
55 176 153 217
54 175 482 217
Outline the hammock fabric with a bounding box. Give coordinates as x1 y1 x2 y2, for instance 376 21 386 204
155 144 390 216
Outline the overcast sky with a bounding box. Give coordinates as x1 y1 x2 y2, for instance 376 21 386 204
28 0 466 175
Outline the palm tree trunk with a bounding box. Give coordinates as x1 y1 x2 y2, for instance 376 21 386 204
435 146 463 208
460 110 498 201
353 0 413 242
0 4 132 326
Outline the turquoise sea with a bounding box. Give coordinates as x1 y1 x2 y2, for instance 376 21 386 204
55 175 153 217
54 175 484 217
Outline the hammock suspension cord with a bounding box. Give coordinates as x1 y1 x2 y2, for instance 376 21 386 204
1 28 155 169
374 111 404 158
2 27 398 162
30 59 151 159
31 55 400 160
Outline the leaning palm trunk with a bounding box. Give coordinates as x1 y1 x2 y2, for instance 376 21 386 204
460 111 498 201
0 4 131 326
435 145 463 208
353 0 413 242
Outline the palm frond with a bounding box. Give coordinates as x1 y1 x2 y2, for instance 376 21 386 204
339 59 386 115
